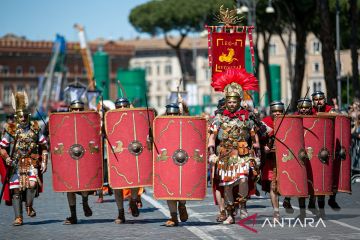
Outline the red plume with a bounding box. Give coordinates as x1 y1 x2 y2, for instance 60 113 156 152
211 68 259 92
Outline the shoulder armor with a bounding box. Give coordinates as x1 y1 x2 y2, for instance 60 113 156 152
30 121 41 133
4 123 16 137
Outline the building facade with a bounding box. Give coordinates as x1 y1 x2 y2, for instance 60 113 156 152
1 32 357 116
121 32 357 113
0 34 134 114
119 36 218 113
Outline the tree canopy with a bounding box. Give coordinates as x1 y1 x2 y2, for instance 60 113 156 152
129 0 359 106
129 0 235 81
129 0 235 36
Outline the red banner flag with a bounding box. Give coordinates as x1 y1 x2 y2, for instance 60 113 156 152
210 31 246 77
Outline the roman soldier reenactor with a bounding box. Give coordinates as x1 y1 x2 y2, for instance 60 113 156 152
311 91 341 211
296 98 313 115
295 97 331 220
112 97 141 224
209 98 227 222
0 92 48 226
311 91 336 114
208 68 259 224
163 102 189 227
260 101 293 219
63 100 94 224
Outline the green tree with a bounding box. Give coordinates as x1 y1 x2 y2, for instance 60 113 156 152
271 0 317 109
349 0 359 98
311 0 359 103
316 0 337 101
129 0 233 84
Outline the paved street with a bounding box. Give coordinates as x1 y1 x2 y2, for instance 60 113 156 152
1 162 360 240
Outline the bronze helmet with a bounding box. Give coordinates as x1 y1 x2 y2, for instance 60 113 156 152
311 91 325 101
69 100 85 111
115 97 130 109
269 101 284 113
11 91 30 125
165 103 180 115
297 98 312 108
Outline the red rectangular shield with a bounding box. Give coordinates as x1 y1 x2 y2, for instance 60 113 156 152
274 116 308 197
153 116 207 200
49 111 103 192
303 115 335 195
333 115 352 193
105 108 155 189
209 31 246 77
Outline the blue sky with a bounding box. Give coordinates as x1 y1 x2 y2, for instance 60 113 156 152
0 0 150 42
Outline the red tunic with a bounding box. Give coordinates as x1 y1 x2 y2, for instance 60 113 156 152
0 156 12 205
312 104 333 114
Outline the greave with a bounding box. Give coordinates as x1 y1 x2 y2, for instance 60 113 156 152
298 197 306 209
130 188 139 200
170 212 178 222
26 188 36 207
114 189 124 209
67 192 76 206
82 195 92 217
318 196 325 209
239 180 248 199
118 208 125 221
70 205 77 219
225 204 235 218
82 195 88 204
12 193 23 218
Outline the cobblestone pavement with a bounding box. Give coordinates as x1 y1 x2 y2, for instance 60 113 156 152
1 163 360 240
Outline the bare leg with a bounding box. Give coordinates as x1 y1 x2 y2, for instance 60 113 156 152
270 180 279 219
215 190 226 222
97 190 104 203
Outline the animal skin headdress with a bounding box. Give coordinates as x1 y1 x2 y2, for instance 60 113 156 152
211 69 259 99
11 91 29 113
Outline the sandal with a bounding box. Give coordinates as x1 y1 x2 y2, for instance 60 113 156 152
13 217 23 226
64 216 77 225
129 199 139 217
26 206 36 217
83 203 92 217
165 219 178 227
273 211 280 221
216 210 227 222
178 204 188 222
222 215 235 225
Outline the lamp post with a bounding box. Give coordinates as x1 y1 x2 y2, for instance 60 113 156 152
237 0 274 27
237 0 256 27
236 0 274 107
336 0 342 109
266 0 275 13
